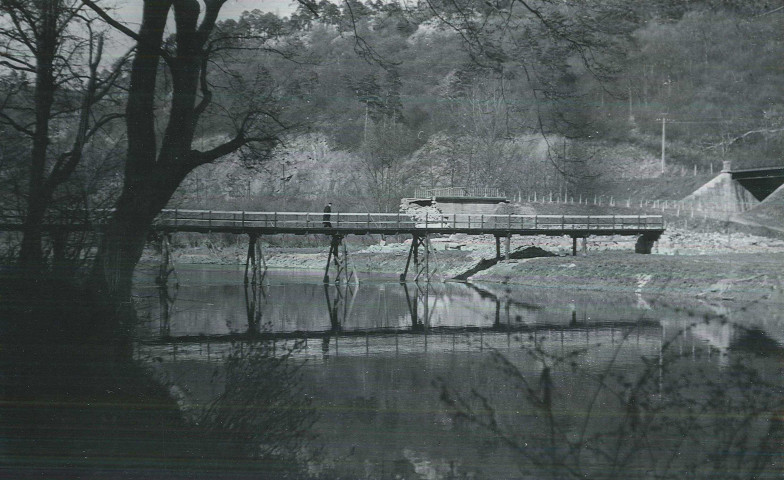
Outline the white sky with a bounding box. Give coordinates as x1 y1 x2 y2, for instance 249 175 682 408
103 0 299 59
112 0 298 26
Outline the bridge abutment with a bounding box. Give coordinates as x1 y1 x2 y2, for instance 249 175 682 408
680 160 784 218
635 234 660 254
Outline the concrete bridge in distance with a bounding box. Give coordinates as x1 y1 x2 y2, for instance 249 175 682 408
682 161 784 217
729 165 784 201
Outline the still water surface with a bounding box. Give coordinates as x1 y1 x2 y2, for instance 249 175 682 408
134 265 784 479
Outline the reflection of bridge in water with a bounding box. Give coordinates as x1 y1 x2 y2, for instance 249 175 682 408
144 279 672 363
142 273 754 367
139 274 784 480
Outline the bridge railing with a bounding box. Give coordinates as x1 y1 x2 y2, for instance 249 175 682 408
154 209 664 231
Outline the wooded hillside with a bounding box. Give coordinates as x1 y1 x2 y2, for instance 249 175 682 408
2 0 782 217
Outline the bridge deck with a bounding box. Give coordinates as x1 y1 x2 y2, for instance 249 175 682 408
0 209 665 237
729 166 784 180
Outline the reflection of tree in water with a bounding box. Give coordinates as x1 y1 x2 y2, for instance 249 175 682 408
435 318 784 479
198 339 317 468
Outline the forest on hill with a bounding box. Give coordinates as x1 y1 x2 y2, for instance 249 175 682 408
2 0 783 218
165 0 783 212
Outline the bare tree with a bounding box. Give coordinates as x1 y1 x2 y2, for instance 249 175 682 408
0 0 127 271
82 0 290 306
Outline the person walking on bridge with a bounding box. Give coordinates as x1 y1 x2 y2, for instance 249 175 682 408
323 202 332 228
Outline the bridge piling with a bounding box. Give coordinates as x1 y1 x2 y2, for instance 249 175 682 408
324 235 355 284
400 238 416 283
400 234 434 283
414 236 431 282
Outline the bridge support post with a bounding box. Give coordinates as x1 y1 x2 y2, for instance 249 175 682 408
155 233 178 286
495 236 501 260
400 234 434 283
400 236 418 282
572 236 577 256
324 235 357 284
505 235 511 260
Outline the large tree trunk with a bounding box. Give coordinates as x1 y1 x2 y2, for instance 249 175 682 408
90 170 183 307
18 14 57 272
18 200 46 271
88 0 172 308
86 0 251 312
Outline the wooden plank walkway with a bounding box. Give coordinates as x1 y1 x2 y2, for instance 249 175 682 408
152 209 665 237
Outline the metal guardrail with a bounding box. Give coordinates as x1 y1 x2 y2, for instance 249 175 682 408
0 209 665 232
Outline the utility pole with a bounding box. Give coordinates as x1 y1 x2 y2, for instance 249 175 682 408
660 115 666 174
364 101 369 143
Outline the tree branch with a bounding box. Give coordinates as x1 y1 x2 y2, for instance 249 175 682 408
80 0 140 42
191 53 212 127
0 51 35 72
0 110 34 136
188 132 277 168
80 0 173 64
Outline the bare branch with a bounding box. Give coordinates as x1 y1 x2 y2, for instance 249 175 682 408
0 51 35 71
80 0 173 64
343 0 400 68
188 132 277 168
294 0 320 18
191 54 212 127
0 110 34 137
80 0 140 42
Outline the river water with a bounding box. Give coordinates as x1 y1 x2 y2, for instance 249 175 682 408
133 265 784 479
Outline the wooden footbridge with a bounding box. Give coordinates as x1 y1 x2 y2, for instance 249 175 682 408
1 208 665 283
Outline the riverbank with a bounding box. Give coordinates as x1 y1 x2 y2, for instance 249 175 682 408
146 226 784 305
470 252 783 301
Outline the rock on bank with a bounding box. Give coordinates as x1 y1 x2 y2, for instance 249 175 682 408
467 252 784 303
